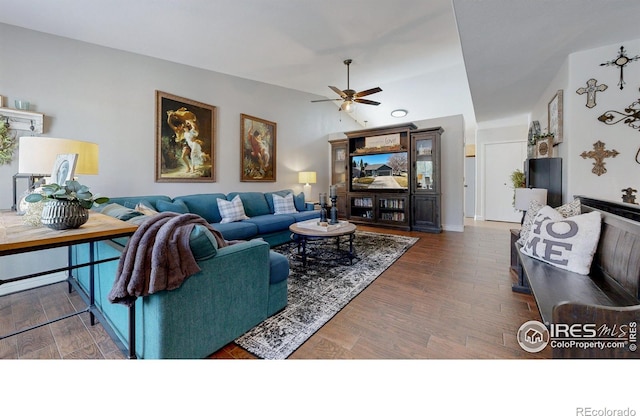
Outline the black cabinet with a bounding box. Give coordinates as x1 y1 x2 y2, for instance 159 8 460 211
525 157 562 208
411 127 443 233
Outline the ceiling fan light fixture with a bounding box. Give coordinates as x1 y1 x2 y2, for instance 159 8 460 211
391 109 408 118
341 100 355 113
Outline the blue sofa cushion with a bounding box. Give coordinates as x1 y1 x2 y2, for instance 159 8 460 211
269 251 289 284
226 192 271 217
100 203 145 221
189 225 219 261
156 199 189 214
290 210 321 222
246 214 295 234
106 195 172 211
173 193 227 223
294 192 306 212
211 221 259 241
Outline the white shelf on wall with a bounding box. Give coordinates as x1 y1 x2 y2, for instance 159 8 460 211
0 107 44 133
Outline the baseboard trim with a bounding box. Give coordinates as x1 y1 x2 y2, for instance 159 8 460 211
0 272 67 296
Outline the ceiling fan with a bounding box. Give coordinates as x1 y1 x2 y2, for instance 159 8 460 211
311 59 382 112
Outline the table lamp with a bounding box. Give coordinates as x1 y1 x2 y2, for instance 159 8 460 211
515 187 548 225
13 136 99 211
298 171 316 201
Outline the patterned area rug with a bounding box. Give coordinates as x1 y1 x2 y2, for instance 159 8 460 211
234 230 419 359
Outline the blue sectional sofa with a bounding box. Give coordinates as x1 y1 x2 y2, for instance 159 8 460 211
71 189 319 359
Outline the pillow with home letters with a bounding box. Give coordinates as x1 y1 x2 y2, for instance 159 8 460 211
517 198 581 246
519 205 602 275
272 192 298 214
217 195 250 223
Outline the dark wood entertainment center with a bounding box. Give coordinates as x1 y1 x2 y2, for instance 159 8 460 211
330 122 443 232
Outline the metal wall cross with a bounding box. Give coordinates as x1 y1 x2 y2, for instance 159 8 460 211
576 79 607 108
600 46 640 90
580 140 619 176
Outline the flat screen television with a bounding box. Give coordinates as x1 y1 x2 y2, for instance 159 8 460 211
350 152 408 191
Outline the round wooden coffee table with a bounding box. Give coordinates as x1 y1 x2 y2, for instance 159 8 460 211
289 220 357 267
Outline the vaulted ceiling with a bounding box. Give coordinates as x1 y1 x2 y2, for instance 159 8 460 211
1 0 638 133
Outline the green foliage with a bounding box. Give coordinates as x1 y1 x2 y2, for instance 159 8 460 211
510 169 526 189
25 180 109 209
0 123 17 165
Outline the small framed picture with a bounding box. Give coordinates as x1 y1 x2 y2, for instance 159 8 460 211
240 113 277 182
548 90 563 145
51 153 78 185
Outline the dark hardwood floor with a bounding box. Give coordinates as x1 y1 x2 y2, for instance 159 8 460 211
0 219 550 359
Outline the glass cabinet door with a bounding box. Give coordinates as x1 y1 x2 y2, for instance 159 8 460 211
332 141 348 191
414 137 435 192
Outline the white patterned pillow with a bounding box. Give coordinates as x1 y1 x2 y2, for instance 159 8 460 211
272 192 298 215
217 195 249 223
517 198 581 246
519 205 602 275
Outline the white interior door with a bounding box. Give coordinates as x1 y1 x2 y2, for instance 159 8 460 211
484 141 526 222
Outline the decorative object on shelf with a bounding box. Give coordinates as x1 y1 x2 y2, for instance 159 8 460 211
14 100 30 110
535 132 554 158
298 171 316 201
25 180 109 230
155 90 216 183
329 185 339 224
576 78 608 108
527 120 540 158
580 140 619 176
622 187 638 204
600 45 640 90
514 188 548 225
240 113 276 182
548 90 563 144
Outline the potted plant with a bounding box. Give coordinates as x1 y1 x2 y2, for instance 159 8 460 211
25 180 109 229
509 169 526 207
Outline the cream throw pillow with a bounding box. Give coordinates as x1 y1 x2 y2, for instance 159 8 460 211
519 206 602 275
517 198 581 246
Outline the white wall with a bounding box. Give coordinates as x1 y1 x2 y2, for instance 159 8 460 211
415 114 465 232
529 38 640 204
0 23 361 209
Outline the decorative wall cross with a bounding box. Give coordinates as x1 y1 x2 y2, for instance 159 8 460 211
576 79 607 108
600 46 640 90
598 98 640 130
580 140 619 176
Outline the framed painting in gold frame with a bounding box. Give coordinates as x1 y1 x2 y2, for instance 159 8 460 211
155 90 216 182
240 113 276 182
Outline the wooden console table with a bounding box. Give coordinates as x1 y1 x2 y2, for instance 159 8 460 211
0 210 138 358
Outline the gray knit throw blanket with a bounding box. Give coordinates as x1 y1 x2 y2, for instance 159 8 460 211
108 212 227 306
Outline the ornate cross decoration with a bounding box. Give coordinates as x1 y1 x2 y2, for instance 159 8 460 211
580 140 619 176
600 46 640 90
598 98 640 130
576 78 607 108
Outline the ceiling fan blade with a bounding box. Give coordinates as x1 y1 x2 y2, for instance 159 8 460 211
354 87 382 98
329 86 348 99
354 98 381 106
311 98 342 103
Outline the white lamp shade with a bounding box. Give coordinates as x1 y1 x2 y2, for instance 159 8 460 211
18 137 99 175
298 171 317 184
515 188 548 211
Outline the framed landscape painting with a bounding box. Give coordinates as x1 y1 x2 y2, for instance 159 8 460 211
240 113 276 182
155 90 217 182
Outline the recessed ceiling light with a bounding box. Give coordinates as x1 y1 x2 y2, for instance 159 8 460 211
391 109 408 118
